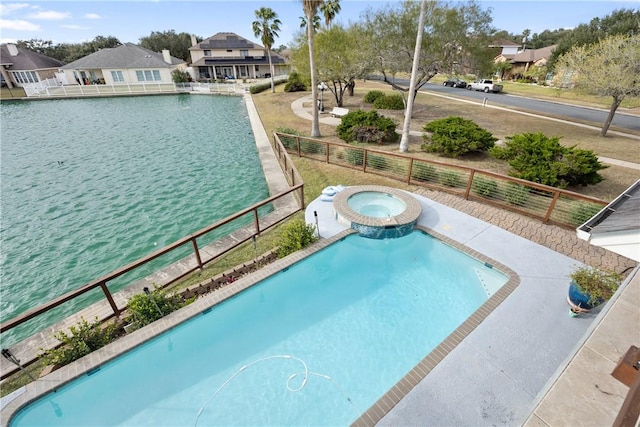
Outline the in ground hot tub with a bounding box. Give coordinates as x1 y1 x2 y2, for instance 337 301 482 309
332 186 422 238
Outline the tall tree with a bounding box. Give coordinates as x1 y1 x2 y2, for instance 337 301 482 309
139 30 199 62
362 1 493 105
548 8 640 69
555 34 640 137
301 0 325 137
291 24 374 107
253 7 282 93
320 0 341 28
16 39 54 56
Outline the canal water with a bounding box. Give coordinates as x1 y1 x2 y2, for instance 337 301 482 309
0 94 270 346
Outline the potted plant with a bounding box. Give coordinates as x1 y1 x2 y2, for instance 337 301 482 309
567 265 622 316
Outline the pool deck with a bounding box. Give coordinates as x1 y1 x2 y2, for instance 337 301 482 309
306 188 639 426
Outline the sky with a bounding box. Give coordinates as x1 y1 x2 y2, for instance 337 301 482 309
1 0 638 47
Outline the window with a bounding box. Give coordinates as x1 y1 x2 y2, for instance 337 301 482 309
226 49 232 52
204 50 211 57
11 71 39 84
111 71 124 82
135 70 162 82
240 50 248 57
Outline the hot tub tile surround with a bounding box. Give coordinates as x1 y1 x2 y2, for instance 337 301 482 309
332 186 423 238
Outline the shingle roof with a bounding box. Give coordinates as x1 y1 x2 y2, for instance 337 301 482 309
511 45 556 63
191 32 263 51
61 43 185 69
0 44 65 70
581 180 640 234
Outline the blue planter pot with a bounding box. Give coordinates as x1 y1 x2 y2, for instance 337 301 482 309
568 281 603 311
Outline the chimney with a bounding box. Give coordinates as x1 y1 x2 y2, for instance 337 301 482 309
162 49 171 64
7 44 19 56
190 35 197 47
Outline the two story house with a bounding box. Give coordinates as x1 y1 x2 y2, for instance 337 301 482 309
189 32 287 81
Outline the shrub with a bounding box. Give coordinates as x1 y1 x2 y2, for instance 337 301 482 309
40 317 118 367
490 132 607 188
300 139 324 154
127 287 189 328
373 94 405 110
275 127 303 150
422 116 496 157
364 90 385 103
336 110 398 144
440 170 463 187
344 145 364 166
411 163 438 182
367 153 388 171
171 69 191 83
471 176 498 197
249 81 273 94
284 72 306 92
571 202 603 225
352 125 386 145
276 219 318 258
504 183 530 206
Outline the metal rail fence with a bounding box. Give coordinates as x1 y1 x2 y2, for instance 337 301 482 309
274 132 608 229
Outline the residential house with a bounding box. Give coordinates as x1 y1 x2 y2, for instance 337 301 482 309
189 32 288 81
60 43 186 86
492 40 556 81
489 39 521 58
0 43 65 88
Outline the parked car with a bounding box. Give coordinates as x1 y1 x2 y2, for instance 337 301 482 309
442 78 467 88
467 79 503 93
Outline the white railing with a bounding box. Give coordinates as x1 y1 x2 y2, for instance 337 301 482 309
24 82 246 98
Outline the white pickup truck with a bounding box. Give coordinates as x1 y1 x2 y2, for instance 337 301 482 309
467 79 503 93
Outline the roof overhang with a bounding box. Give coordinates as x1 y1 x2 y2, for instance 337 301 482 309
577 179 640 261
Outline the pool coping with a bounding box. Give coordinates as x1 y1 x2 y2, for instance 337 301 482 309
1 224 519 426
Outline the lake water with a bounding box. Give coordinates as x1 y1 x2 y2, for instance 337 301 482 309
0 94 270 346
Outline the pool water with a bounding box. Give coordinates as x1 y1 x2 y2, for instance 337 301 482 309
10 231 508 426
347 191 406 218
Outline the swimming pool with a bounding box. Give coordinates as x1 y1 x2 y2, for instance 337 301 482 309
8 229 514 426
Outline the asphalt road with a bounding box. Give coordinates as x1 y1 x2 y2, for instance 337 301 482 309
384 78 640 133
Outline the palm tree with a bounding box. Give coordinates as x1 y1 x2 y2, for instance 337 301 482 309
301 0 324 137
320 0 341 28
252 7 282 93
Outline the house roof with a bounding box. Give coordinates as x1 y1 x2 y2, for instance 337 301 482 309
579 179 640 235
61 43 184 69
489 39 521 48
0 44 65 70
510 45 556 64
191 32 263 51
